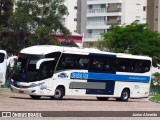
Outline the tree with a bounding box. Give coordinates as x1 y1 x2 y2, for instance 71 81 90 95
0 0 13 28
151 72 160 95
98 22 160 67
8 0 70 52
0 0 14 54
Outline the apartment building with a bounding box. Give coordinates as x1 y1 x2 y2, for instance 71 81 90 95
13 0 78 33
79 0 147 45
147 0 160 32
61 0 78 33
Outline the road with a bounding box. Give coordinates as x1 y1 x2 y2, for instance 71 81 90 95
0 89 160 120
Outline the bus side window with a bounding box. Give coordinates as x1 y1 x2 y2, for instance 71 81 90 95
117 59 126 72
39 61 55 79
133 61 142 73
65 57 75 69
90 58 103 71
56 54 77 70
104 58 116 73
141 60 151 73
78 57 89 69
132 60 150 73
57 57 67 70
117 58 132 72
88 56 116 73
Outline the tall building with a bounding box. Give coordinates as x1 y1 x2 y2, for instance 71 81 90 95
147 0 160 32
61 0 78 33
79 0 147 46
13 0 79 33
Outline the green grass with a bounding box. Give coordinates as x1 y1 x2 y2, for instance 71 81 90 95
150 95 160 103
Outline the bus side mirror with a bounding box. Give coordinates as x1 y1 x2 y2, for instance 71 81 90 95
36 58 55 70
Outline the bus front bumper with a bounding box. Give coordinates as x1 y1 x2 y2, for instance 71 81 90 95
10 84 39 95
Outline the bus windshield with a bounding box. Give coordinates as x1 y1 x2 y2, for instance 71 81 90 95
12 52 61 82
12 54 44 82
0 53 5 63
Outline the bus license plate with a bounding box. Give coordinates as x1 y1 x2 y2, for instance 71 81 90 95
19 90 24 94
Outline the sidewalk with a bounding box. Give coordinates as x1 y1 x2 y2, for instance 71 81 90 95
0 88 11 96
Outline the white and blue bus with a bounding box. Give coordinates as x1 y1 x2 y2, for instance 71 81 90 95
11 45 152 101
0 50 7 86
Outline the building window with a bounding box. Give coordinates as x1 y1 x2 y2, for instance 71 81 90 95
101 4 105 8
143 6 146 11
136 3 141 10
87 17 105 25
88 5 92 9
136 16 140 21
60 18 65 25
74 6 78 9
136 16 140 19
74 18 77 21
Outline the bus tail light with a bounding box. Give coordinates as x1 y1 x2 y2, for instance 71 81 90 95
17 53 20 59
145 92 148 95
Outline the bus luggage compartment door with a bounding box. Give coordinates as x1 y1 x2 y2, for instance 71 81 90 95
86 80 115 95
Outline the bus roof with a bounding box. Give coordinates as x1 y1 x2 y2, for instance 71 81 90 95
20 45 108 55
20 45 151 60
0 50 7 55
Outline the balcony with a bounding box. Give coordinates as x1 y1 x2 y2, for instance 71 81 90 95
87 0 123 5
107 3 122 13
88 8 106 13
87 4 122 17
86 33 102 39
107 21 121 25
107 16 121 25
107 8 122 13
86 24 110 29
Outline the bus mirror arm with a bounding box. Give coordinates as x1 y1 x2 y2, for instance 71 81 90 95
36 58 55 69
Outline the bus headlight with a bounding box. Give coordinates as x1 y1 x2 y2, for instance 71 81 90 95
30 82 45 88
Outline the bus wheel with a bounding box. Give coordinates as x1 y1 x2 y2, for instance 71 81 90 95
30 95 41 99
96 97 109 101
117 89 130 102
53 87 64 100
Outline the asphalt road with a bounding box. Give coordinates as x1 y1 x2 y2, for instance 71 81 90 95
0 89 160 120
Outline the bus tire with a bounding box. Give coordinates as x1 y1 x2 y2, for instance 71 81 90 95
30 95 41 99
117 89 130 102
96 97 109 101
53 87 64 100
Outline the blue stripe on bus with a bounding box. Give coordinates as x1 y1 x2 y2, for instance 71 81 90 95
70 72 150 83
89 53 116 57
